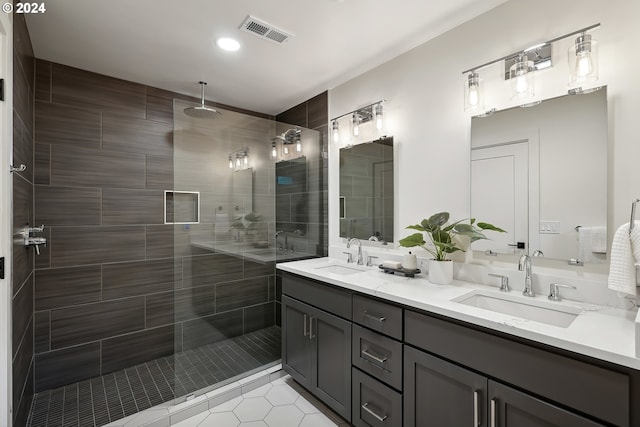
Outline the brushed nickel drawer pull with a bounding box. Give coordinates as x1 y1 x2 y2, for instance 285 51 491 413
362 402 387 422
363 311 386 323
309 316 316 340
490 398 497 427
303 314 308 337
361 349 388 364
473 391 479 427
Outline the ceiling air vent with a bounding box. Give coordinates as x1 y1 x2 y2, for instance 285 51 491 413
240 15 293 44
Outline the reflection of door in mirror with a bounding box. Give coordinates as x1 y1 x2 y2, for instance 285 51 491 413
471 143 528 254
339 137 394 243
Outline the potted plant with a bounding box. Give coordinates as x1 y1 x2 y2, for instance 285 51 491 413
399 212 505 284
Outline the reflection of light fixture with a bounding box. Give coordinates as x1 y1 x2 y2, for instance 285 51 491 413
464 71 483 111
332 120 339 143
375 103 384 131
229 148 249 170
569 32 598 85
243 153 248 165
271 142 277 158
235 155 241 168
352 113 360 137
509 53 535 100
228 156 233 169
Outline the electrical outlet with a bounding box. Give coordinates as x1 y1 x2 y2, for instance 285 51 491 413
539 221 560 234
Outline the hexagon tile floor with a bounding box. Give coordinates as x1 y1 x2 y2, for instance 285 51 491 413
172 375 350 427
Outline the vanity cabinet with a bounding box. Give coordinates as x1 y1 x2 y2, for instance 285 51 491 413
282 275 352 421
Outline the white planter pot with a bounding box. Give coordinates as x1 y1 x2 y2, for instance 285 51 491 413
428 260 453 285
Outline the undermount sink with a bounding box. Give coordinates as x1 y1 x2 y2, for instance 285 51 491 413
314 264 367 276
453 290 580 328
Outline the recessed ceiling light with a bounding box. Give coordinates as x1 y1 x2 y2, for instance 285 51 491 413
216 37 241 52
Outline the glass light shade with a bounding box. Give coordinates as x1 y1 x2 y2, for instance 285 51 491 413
235 156 241 167
228 157 233 169
296 141 302 152
375 104 384 131
283 145 289 155
271 144 277 159
243 155 248 165
464 72 483 112
568 34 599 85
332 121 340 143
352 113 360 137
509 55 535 100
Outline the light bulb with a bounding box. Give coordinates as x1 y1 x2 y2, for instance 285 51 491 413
576 52 593 78
468 87 479 106
332 121 339 143
515 75 529 94
296 142 301 152
271 145 277 158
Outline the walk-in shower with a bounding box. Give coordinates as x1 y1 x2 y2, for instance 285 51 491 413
26 96 320 427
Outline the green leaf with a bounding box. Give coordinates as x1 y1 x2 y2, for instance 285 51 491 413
427 212 449 229
477 222 507 233
470 218 476 225
399 233 425 248
406 224 426 232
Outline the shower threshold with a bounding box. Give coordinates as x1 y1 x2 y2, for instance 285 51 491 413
27 325 281 427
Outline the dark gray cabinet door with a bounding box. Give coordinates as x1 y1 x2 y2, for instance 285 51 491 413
404 345 487 427
489 381 606 427
282 296 312 389
311 306 352 422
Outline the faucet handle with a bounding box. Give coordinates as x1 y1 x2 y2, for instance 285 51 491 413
548 283 577 301
366 255 378 267
342 251 354 263
488 274 510 292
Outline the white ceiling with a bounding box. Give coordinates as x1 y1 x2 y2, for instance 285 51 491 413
25 0 508 115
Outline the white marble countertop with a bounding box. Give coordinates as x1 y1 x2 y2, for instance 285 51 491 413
277 257 640 370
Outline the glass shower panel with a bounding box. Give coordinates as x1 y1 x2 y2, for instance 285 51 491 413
170 100 319 401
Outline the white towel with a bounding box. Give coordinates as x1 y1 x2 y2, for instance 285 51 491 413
607 222 640 295
577 227 607 264
591 226 607 254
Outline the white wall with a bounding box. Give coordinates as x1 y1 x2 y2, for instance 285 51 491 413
328 0 640 267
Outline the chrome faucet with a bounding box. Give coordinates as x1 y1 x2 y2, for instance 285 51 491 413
275 230 287 251
347 237 364 265
518 254 535 297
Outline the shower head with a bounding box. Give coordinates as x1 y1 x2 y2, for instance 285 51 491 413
184 81 221 119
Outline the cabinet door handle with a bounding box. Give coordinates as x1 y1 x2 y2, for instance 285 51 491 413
303 314 308 337
361 348 388 364
363 311 386 323
362 402 387 422
309 316 315 340
473 391 479 427
490 398 497 427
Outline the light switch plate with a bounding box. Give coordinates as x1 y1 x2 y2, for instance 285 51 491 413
540 221 560 234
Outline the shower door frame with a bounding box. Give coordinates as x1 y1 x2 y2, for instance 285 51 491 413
0 11 13 427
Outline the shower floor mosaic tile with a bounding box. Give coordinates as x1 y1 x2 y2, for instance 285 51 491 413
27 326 281 427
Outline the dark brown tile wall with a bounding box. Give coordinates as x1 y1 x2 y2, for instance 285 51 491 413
33 60 281 393
12 9 35 427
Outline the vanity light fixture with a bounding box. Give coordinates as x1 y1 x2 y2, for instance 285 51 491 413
330 100 386 144
569 32 598 85
462 24 599 110
229 148 249 170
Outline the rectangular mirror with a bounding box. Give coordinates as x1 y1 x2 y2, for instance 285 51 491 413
470 88 608 263
339 136 394 243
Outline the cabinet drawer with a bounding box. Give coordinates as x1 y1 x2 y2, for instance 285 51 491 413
405 310 630 427
352 325 403 390
353 294 402 339
352 368 402 427
283 272 352 320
